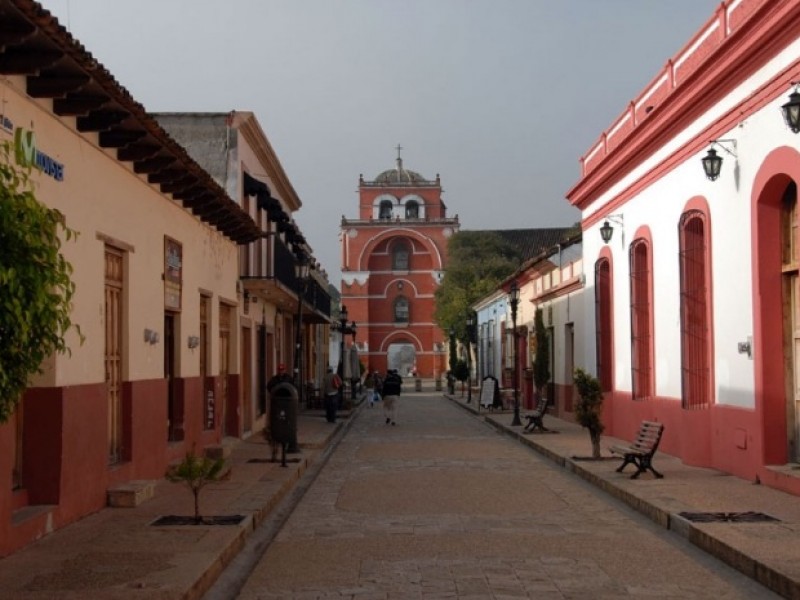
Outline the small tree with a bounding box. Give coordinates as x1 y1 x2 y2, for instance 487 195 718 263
165 450 226 524
532 307 550 401
574 368 605 459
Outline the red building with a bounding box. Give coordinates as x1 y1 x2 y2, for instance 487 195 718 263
340 152 459 378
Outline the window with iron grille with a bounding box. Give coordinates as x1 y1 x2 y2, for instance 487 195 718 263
629 239 653 400
594 258 613 391
679 210 712 409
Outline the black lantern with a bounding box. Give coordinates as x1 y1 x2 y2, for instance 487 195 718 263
783 89 800 133
600 221 614 244
701 147 723 181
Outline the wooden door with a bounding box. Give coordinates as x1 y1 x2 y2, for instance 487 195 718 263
219 304 231 436
104 247 123 462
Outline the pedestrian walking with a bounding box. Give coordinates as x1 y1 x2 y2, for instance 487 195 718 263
323 367 341 423
365 371 382 407
381 369 402 425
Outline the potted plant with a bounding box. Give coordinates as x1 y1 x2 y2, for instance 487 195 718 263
573 368 605 459
532 307 550 406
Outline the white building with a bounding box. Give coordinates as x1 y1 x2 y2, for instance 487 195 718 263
568 0 800 493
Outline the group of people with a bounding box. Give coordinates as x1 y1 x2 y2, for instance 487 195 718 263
365 368 403 425
268 363 405 428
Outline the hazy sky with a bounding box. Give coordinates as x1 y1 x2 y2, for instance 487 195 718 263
45 0 719 279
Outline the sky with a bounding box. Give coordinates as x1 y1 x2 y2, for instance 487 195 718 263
44 0 720 281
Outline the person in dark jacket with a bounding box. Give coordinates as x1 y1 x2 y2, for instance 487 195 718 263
381 369 402 425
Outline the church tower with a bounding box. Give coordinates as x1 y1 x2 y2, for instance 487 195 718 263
340 148 459 378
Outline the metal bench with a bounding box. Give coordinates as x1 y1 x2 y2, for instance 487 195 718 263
523 394 549 433
609 420 665 479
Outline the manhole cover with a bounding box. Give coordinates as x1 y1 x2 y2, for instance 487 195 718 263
247 457 301 463
678 511 780 523
150 515 245 526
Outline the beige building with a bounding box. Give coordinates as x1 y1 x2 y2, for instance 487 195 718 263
0 0 328 556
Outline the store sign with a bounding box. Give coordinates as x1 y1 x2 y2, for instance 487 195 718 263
164 237 183 311
14 128 64 182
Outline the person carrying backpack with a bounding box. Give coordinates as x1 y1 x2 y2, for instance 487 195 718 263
381 369 402 426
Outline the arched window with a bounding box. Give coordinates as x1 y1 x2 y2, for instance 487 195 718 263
394 296 409 322
629 238 653 400
679 210 713 409
405 200 419 219
393 241 410 270
379 200 393 219
594 258 613 391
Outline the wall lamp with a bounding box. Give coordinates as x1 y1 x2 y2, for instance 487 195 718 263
187 335 200 349
599 214 624 246
701 139 737 181
144 328 159 345
782 84 800 133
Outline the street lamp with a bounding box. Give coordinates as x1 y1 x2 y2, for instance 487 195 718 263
293 256 312 400
509 280 521 426
466 314 474 404
289 256 311 454
334 305 357 405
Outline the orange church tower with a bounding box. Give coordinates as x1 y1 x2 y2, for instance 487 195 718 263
340 148 459 378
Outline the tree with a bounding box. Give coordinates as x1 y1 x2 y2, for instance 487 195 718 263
574 368 605 459
532 306 550 400
0 141 79 423
165 450 227 524
434 231 522 337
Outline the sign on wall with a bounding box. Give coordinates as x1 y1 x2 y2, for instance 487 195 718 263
164 237 182 311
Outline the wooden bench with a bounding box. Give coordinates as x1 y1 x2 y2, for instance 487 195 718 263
523 394 549 433
609 420 665 479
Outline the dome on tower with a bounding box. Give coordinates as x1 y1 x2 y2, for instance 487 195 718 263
374 166 429 184
372 150 432 184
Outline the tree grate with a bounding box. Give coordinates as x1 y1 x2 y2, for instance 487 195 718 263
150 515 245 526
678 511 780 523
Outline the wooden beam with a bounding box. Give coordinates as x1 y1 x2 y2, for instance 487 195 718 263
27 73 89 98
133 156 176 174
0 48 62 74
147 169 185 185
77 110 129 132
52 94 109 116
117 143 161 162
98 129 146 148
0 20 35 48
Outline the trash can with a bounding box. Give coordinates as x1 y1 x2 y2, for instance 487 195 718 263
269 382 298 446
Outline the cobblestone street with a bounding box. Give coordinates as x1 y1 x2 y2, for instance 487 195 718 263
235 394 777 599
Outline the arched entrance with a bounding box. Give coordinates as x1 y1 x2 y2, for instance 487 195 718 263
387 342 416 376
753 147 800 465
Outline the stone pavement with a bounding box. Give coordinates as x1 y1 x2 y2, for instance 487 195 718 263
0 390 800 599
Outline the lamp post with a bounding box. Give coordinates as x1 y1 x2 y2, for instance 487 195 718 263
509 280 521 426
293 257 311 405
448 326 456 395
334 305 357 405
466 314 474 404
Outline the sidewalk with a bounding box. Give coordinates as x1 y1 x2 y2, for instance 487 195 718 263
447 394 800 599
0 412 351 600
